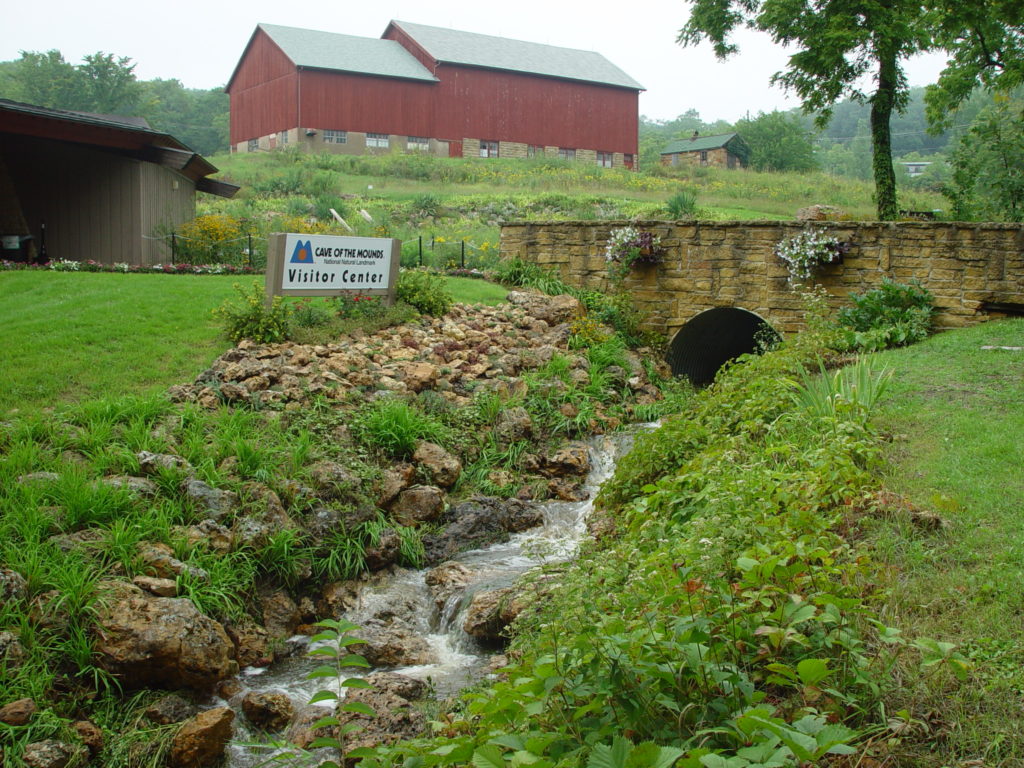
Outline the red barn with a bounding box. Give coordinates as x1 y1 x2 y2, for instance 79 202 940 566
227 21 642 168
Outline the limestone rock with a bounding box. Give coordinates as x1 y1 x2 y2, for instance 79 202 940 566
494 406 533 443
22 739 85 768
390 485 446 527
0 630 26 668
395 361 439 392
182 479 238 520
145 693 198 725
137 451 192 476
364 528 401 571
318 580 362 619
0 568 27 607
169 707 235 768
377 463 415 507
224 617 273 668
412 441 462 488
357 619 436 667
95 587 237 690
424 562 473 611
0 697 37 725
307 461 360 502
242 691 294 732
101 475 158 496
261 589 301 640
462 587 521 644
339 675 428 752
542 442 590 477
177 520 233 554
16 472 60 485
137 542 208 583
132 575 178 597
421 496 542 565
72 720 103 754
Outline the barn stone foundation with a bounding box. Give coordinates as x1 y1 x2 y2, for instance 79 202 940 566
499 220 1024 338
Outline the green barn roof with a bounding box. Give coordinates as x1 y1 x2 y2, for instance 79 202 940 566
389 20 643 90
661 132 745 155
258 23 439 82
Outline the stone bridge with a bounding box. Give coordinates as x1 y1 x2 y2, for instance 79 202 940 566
500 220 1024 382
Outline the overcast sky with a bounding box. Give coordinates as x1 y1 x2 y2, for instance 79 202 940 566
4 0 950 123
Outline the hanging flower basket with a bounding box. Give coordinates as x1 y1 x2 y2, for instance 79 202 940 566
774 227 851 284
605 226 666 283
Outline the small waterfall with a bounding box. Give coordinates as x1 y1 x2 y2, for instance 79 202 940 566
225 426 650 765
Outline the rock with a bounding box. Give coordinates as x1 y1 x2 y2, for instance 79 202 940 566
137 542 208 583
224 618 273 668
494 406 533 443
95 587 237 691
242 691 294 732
357 619 436 667
16 472 60 485
284 705 334 749
412 442 462 488
547 477 589 502
101 475 158 496
318 580 362 618
424 562 473 610
377 463 415 507
0 568 27 606
132 576 178 597
72 720 103 754
231 515 274 549
0 697 37 725
506 291 581 325
421 497 542 565
795 204 846 222
0 630 26 668
395 361 439 392
307 462 360 502
169 707 234 768
239 481 288 517
137 451 192 476
390 485 446 527
364 528 401 571
182 479 238 520
542 442 590 477
46 529 104 554
22 739 85 768
145 694 199 725
365 671 427 701
261 589 301 639
329 679 428 753
462 587 520 644
177 520 233 554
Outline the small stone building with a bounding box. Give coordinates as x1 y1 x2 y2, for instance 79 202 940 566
0 99 238 265
660 132 749 170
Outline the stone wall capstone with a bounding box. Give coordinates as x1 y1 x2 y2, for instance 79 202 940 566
500 220 1024 336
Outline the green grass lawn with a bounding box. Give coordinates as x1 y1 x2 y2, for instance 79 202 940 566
0 271 509 414
868 318 1024 765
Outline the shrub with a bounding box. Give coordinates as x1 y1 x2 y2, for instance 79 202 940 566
666 188 698 218
836 279 935 351
175 214 244 264
291 298 335 328
396 269 453 316
213 282 291 343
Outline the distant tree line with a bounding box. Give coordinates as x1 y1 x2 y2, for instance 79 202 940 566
0 50 228 156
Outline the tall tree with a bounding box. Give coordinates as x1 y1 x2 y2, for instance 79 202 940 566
677 0 935 219
734 110 817 171
78 52 141 114
924 0 1024 128
11 50 87 110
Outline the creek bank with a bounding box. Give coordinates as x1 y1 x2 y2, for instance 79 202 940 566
3 291 667 766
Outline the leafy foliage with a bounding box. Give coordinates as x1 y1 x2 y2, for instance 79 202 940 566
836 279 935 350
734 110 818 172
213 282 292 344
396 269 455 316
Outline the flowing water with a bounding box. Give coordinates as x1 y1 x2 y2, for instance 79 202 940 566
225 427 649 765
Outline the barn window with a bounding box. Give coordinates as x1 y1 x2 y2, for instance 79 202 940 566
527 145 543 158
558 147 576 161
479 140 499 158
324 130 347 144
407 136 430 151
278 131 289 145
366 133 390 148
247 138 259 152
700 150 709 165
597 151 613 168
624 153 635 169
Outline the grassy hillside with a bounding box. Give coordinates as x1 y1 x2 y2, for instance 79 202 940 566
187 151 946 272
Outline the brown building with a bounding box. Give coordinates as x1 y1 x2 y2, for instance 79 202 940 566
660 132 750 169
227 21 643 168
0 99 237 266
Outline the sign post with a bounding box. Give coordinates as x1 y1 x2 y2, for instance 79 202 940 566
265 233 401 306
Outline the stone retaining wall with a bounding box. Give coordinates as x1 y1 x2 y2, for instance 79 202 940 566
499 220 1024 335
